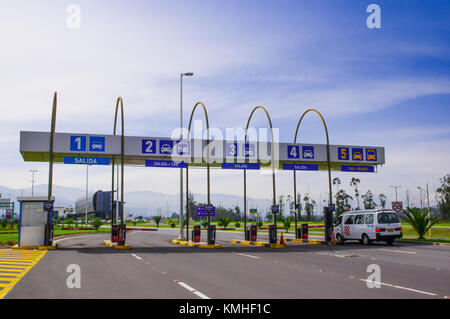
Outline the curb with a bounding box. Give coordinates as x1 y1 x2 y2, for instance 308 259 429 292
230 239 286 249
11 245 56 250
171 239 222 249
102 240 131 249
399 240 450 247
285 238 342 246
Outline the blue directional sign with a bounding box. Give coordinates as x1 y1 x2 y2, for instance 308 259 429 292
282 164 319 171
64 156 110 165
222 163 260 170
197 205 216 217
352 148 364 161
70 135 86 151
159 140 174 155
226 142 238 157
176 141 190 155
302 146 314 159
271 205 279 214
287 145 300 159
341 165 375 173
142 139 156 154
243 143 255 158
145 160 187 168
366 148 377 162
89 136 105 152
338 147 349 160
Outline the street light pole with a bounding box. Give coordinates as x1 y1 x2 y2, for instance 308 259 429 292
417 186 424 209
179 72 193 240
29 169 38 197
390 185 401 202
85 165 89 226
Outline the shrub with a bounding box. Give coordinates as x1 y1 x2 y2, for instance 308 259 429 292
170 222 176 228
218 218 231 228
235 222 240 228
92 218 102 230
404 207 439 239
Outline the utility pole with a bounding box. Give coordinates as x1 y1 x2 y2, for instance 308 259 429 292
390 185 401 201
417 186 424 209
29 169 38 197
179 72 193 240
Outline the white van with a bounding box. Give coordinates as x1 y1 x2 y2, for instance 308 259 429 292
333 209 402 245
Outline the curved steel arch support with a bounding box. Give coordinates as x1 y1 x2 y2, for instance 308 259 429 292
111 97 125 245
46 91 57 246
243 106 277 241
185 102 211 242
292 108 333 241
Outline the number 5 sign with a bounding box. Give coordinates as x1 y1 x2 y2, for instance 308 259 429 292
338 147 349 160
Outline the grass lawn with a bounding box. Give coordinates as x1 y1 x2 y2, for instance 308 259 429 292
0 229 110 245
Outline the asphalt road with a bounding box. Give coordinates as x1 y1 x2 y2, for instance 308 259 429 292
5 228 450 299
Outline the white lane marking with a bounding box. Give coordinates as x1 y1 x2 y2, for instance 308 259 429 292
359 279 437 296
131 254 142 260
378 248 417 254
177 281 210 299
235 253 261 259
53 234 103 243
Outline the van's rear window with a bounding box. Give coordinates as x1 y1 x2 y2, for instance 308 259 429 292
377 213 400 224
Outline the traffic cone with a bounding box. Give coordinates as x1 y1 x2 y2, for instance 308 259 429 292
280 232 285 245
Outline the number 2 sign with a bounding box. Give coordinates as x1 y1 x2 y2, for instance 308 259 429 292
142 139 156 154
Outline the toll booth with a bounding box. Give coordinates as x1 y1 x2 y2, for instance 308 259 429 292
246 223 257 242
268 224 277 244
192 225 201 243
17 197 54 247
298 223 308 240
207 224 216 245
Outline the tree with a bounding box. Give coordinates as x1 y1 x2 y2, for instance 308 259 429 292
333 177 341 193
234 206 242 221
379 194 387 208
303 194 316 221
404 207 439 239
350 178 361 210
187 192 198 221
362 190 377 209
335 189 353 216
437 174 450 219
278 195 285 216
153 216 162 228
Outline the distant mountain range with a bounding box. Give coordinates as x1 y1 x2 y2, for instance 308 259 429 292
0 184 270 217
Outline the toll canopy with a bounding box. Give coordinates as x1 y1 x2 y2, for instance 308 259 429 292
20 131 385 171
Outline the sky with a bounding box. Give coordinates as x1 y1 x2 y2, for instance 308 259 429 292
0 0 449 211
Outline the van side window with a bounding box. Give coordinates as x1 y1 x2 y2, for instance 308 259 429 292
355 215 364 224
365 214 374 224
344 215 354 225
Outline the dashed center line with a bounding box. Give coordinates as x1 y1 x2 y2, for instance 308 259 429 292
131 254 143 260
235 253 261 259
359 279 437 296
176 281 210 299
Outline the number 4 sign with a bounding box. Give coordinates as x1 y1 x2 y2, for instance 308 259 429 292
287 145 300 159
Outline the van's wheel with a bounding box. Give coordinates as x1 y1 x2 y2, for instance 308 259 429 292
362 234 371 245
336 233 344 243
386 239 394 246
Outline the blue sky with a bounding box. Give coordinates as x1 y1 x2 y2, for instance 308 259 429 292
0 1 449 210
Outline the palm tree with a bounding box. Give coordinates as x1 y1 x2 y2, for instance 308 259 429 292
333 177 341 194
350 177 361 210
218 217 231 228
404 207 439 239
379 194 387 208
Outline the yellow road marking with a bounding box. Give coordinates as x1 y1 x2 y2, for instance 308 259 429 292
0 249 47 299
